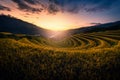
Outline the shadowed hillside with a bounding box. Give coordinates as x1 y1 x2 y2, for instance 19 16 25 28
69 21 120 34
0 15 48 36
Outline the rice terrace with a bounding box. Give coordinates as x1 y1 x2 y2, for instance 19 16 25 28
0 0 120 80
0 29 120 80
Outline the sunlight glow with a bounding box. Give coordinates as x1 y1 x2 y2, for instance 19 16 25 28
35 12 79 31
37 18 72 31
45 30 70 40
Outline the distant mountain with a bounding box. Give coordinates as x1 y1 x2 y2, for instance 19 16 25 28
69 21 120 34
0 15 49 36
1 15 120 37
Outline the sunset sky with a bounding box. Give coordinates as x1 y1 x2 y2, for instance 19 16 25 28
0 0 120 31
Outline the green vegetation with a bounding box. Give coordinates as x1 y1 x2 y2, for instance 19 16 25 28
0 30 120 80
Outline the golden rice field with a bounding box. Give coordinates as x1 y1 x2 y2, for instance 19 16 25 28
0 30 120 80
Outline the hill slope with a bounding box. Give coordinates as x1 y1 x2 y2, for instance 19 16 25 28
0 15 48 36
69 21 120 34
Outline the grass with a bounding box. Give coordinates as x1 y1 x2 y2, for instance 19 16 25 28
0 30 120 80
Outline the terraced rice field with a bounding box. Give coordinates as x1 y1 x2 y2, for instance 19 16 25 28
0 30 120 80
15 30 120 52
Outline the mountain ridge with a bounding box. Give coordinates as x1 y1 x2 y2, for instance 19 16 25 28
68 21 120 34
0 15 49 36
0 15 120 36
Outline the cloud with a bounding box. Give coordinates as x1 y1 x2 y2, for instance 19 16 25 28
84 0 117 12
48 3 59 14
10 0 120 14
11 0 60 14
90 23 102 26
24 0 37 4
49 0 118 13
0 4 11 11
11 0 42 13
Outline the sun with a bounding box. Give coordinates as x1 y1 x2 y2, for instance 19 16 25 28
29 12 79 31
35 14 73 31
38 19 71 31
